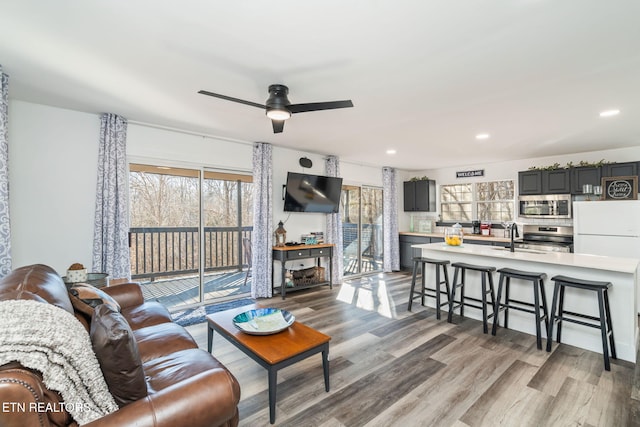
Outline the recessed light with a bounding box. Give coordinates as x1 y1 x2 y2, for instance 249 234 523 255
386 149 397 155
599 109 620 117
475 133 490 140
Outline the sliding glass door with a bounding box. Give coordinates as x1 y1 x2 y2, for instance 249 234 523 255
129 164 252 311
202 171 253 300
341 185 384 276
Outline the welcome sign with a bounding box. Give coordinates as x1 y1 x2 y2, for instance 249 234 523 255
456 169 484 178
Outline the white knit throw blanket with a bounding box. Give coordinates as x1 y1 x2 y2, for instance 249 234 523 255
0 299 118 425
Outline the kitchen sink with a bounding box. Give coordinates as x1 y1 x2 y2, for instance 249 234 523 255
491 247 547 255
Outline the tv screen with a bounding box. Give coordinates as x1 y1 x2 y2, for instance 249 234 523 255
283 172 343 213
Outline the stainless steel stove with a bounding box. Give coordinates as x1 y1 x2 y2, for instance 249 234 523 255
515 225 574 253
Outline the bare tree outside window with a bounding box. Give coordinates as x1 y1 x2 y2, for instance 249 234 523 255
440 180 514 222
129 164 253 292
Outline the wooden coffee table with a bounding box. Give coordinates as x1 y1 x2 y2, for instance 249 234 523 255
207 304 331 424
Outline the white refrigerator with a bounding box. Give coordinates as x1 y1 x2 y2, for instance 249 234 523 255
573 200 640 312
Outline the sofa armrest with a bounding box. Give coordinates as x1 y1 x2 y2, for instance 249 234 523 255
101 283 144 309
85 369 240 427
0 364 72 427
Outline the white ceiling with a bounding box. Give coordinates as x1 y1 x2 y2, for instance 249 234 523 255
1 1 639 170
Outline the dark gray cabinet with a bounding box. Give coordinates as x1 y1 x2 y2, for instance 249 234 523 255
571 167 602 194
403 180 436 212
518 171 542 195
542 169 571 194
399 234 429 270
519 169 571 195
602 161 639 178
399 234 509 271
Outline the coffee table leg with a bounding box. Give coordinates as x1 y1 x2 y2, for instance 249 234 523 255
322 346 330 392
268 367 277 424
207 324 213 353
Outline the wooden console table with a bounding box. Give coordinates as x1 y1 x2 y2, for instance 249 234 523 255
272 243 334 299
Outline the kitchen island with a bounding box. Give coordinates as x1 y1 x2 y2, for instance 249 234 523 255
413 242 639 362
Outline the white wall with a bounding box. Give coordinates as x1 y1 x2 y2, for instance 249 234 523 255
9 101 100 274
8 100 384 274
397 146 640 232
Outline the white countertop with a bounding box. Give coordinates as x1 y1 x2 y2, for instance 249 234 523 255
401 231 511 243
413 242 640 274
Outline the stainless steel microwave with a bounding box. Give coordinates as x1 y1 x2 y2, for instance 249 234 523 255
518 194 572 219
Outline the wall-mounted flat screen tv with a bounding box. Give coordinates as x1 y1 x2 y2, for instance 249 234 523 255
283 172 343 213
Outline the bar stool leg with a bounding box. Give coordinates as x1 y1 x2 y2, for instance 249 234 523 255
434 264 441 320
532 278 543 350
420 261 426 307
481 272 489 334
488 273 497 318
604 289 617 359
408 260 419 312
556 285 566 343
597 289 611 371
491 273 506 336
460 268 466 318
539 279 549 337
546 282 560 352
503 277 510 329
448 267 461 323
443 265 451 301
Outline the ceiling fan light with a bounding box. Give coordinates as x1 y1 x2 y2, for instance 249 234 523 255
266 109 291 120
599 109 620 117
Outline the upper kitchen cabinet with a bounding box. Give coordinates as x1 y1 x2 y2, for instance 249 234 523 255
404 180 436 211
571 166 601 194
542 169 571 194
518 170 543 195
518 169 571 195
602 161 639 178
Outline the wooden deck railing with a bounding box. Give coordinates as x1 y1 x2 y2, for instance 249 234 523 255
129 226 253 280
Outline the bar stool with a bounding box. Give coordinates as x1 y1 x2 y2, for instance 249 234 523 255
408 257 451 320
447 262 497 333
546 275 616 371
491 268 549 350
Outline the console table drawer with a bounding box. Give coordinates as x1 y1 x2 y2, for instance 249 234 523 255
287 249 311 260
310 248 331 257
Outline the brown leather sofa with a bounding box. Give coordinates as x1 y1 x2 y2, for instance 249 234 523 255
0 264 241 427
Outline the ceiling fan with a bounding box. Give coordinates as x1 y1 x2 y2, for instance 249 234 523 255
198 84 353 133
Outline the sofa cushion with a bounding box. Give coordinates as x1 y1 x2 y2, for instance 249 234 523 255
90 304 147 408
142 348 239 396
121 301 173 331
133 322 198 363
69 283 121 316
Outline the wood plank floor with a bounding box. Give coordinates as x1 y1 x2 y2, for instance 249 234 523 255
185 272 639 427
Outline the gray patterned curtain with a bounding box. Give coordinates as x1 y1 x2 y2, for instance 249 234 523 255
382 167 400 272
325 156 344 284
0 66 10 277
251 142 273 298
92 114 131 280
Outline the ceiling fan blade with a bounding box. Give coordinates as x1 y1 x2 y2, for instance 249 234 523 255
288 100 354 114
198 90 266 110
272 120 285 133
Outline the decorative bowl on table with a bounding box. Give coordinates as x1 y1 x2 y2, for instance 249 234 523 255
232 308 295 335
